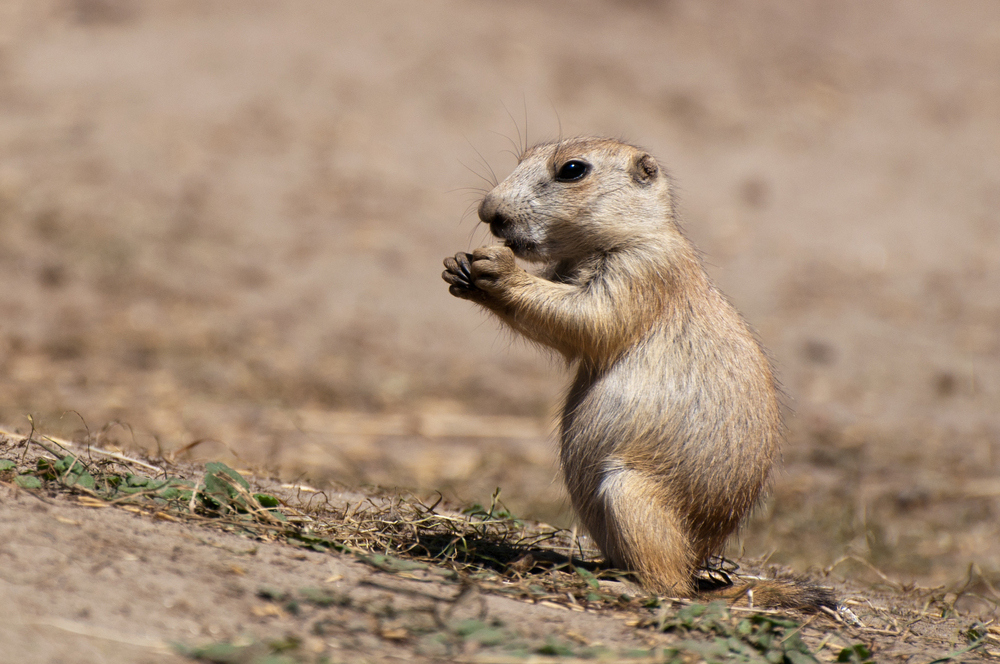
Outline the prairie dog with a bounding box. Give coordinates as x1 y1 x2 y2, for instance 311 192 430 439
443 137 827 608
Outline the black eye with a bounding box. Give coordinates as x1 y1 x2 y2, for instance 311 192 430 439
555 160 590 182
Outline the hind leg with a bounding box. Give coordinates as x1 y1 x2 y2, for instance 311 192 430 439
582 462 696 596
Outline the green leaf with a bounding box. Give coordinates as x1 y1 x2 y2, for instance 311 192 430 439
788 649 821 664
469 627 508 647
838 643 873 663
452 619 488 637
126 474 150 487
69 472 96 490
202 463 253 513
15 475 42 489
53 455 87 475
200 494 223 510
0 459 15 471
204 462 249 490
158 487 188 501
452 621 510 647
254 493 280 508
766 648 786 664
574 566 600 590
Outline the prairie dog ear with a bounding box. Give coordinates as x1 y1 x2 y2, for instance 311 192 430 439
632 153 659 184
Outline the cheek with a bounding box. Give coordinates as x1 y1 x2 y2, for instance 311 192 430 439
541 219 592 253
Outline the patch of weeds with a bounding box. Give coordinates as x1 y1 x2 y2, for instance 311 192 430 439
836 643 875 664
257 586 352 614
268 635 301 653
176 638 320 664
298 487 643 611
201 462 284 520
436 617 601 660
298 587 351 608
649 601 820 663
963 622 989 644
4 431 626 615
292 485 630 608
535 636 577 656
449 618 510 647
1 435 286 529
461 487 523 525
256 587 288 602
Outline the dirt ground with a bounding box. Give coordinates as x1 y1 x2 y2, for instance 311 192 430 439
0 0 999 661
1 432 996 663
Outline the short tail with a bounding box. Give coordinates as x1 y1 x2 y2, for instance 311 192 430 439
702 578 837 612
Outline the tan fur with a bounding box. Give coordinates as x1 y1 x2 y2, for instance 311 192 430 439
443 137 827 608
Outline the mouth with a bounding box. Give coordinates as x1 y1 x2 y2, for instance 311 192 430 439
484 214 542 260
503 237 532 255
498 233 542 261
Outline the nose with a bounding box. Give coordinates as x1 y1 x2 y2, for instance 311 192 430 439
477 192 499 225
477 192 513 232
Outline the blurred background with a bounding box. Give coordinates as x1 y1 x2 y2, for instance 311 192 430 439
0 0 998 590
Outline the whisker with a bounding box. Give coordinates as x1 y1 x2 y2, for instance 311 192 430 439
522 94 529 157
465 137 499 187
458 159 496 190
447 186 491 196
500 100 525 160
460 200 482 225
490 128 522 164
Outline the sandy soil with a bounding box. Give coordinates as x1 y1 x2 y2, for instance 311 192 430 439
0 0 999 660
2 434 995 663
0 460 652 664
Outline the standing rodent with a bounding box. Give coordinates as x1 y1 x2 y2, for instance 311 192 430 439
442 137 832 609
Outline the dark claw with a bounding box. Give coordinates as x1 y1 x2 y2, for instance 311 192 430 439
442 252 477 292
454 252 473 280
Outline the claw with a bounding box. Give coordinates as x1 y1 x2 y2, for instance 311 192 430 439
455 252 473 280
442 253 477 293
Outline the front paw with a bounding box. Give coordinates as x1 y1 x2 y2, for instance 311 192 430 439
468 246 516 292
442 252 483 300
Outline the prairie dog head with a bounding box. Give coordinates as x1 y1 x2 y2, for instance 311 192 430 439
477 137 676 262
